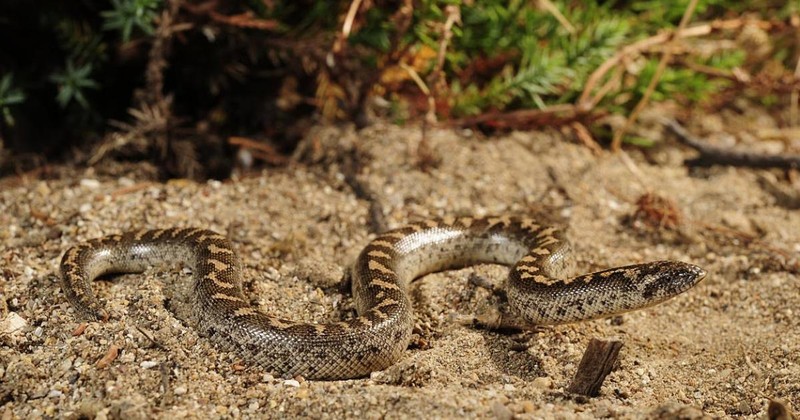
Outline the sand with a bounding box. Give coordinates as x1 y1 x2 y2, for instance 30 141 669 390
1 119 798 419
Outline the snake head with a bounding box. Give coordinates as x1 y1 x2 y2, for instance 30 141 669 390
638 260 706 303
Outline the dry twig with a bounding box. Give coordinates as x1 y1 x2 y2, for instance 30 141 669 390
332 0 365 55
228 136 289 166
567 338 623 397
791 55 800 127
453 103 600 130
664 119 800 169
325 0 415 126
182 1 278 30
609 0 699 151
536 0 574 34
570 122 603 156
96 344 120 369
578 18 785 111
768 399 797 420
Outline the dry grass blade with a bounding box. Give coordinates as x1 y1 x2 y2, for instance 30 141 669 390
89 101 171 165
228 136 289 166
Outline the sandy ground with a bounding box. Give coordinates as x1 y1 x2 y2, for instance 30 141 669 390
1 117 799 419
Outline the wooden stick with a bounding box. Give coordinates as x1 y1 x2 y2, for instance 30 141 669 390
566 338 623 397
768 399 797 420
664 119 800 169
452 103 598 130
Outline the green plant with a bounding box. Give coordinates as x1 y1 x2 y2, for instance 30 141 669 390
49 60 99 109
0 74 25 126
102 0 162 42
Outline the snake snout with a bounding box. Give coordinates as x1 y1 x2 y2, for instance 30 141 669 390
690 264 707 283
640 261 706 302
677 262 706 287
668 261 706 293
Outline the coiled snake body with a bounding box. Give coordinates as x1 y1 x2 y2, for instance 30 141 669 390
61 216 705 379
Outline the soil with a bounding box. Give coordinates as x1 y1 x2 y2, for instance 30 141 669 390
1 112 799 418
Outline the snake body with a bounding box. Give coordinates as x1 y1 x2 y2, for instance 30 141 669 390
61 216 706 379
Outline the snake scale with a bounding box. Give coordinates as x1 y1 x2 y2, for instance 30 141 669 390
61 215 706 380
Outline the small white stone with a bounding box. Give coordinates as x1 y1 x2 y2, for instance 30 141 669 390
0 312 27 334
237 149 253 169
118 177 135 187
173 386 187 395
80 179 101 189
47 389 63 399
283 379 300 387
79 203 92 213
140 361 158 369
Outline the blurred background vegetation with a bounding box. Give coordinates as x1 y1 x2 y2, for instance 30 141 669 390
0 0 797 179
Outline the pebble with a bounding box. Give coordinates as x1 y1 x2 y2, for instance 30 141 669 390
118 177 135 187
58 358 73 374
80 179 101 189
47 389 63 399
0 312 27 334
174 386 187 395
35 182 51 196
283 379 300 387
521 400 535 413
140 361 158 369
736 401 752 415
531 377 552 389
491 401 513 420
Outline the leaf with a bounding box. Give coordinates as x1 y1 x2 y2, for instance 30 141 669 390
0 74 26 126
49 60 99 109
102 0 162 42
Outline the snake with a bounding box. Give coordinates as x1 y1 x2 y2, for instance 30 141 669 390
60 215 706 380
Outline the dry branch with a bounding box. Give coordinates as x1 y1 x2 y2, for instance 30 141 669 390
609 0 699 151
182 2 278 30
567 338 623 397
768 399 797 420
228 136 289 166
578 17 785 110
664 119 800 169
453 104 601 130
